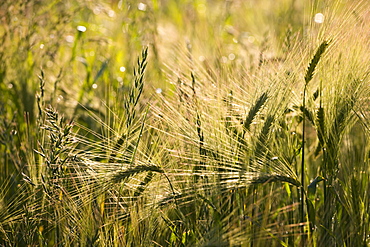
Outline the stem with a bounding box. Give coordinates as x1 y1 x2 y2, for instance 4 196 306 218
300 85 307 245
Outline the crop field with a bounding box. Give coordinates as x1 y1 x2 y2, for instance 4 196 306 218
0 0 369 246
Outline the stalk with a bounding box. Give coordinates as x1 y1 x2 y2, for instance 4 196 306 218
301 40 329 245
300 83 307 245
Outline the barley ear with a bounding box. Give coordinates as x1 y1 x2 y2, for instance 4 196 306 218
250 174 301 187
111 164 163 184
243 92 268 131
254 114 274 159
109 47 148 163
305 40 330 85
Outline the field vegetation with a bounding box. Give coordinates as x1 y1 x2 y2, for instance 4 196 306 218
0 0 369 246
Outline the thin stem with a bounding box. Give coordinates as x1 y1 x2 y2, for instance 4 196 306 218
300 85 307 246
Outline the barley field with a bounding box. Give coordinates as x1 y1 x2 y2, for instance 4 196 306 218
0 0 369 246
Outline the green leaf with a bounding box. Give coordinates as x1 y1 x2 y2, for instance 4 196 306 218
182 231 187 244
306 176 325 232
284 182 291 197
308 176 325 200
307 198 316 231
92 59 109 84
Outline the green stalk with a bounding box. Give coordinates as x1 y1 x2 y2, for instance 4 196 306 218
301 40 329 245
300 84 307 245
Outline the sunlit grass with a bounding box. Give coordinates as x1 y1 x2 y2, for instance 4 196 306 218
0 0 369 246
